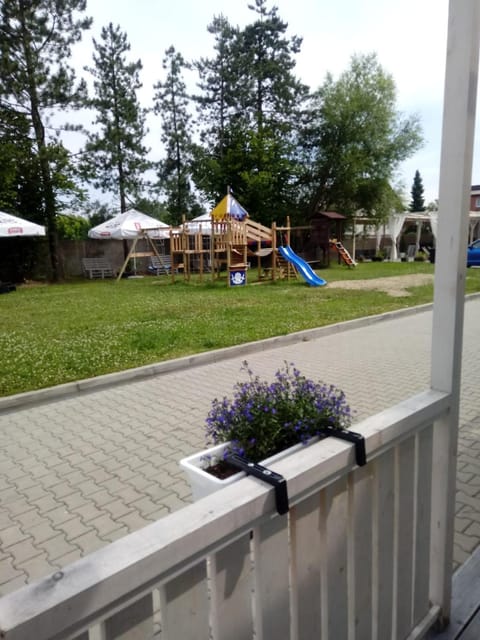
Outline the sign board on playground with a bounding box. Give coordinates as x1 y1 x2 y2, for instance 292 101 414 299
229 269 247 286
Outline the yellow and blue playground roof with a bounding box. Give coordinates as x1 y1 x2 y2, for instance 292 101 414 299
210 194 249 221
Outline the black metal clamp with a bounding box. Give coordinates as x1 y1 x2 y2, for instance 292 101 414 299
226 453 289 515
317 426 367 467
225 430 366 517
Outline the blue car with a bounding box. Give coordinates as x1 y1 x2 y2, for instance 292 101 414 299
467 239 480 266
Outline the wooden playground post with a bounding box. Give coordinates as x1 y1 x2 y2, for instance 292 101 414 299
116 230 169 282
285 216 291 247
272 221 277 281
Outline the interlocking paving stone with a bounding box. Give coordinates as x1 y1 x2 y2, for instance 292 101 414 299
16 553 57 581
6 538 41 564
68 530 105 554
102 526 130 543
14 509 48 530
453 531 480 555
56 517 93 541
117 510 154 530
0 557 24 584
0 575 27 596
88 489 117 508
0 525 29 549
51 548 82 569
1 298 480 597
38 533 81 562
102 499 135 519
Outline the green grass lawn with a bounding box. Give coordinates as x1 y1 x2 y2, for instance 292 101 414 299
2 261 479 397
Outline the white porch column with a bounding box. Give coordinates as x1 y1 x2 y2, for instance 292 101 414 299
429 0 480 625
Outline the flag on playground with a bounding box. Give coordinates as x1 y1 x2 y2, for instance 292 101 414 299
210 194 248 221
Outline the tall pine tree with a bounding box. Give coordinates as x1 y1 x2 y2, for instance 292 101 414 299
153 46 200 224
409 170 426 212
193 14 240 198
81 23 150 212
0 0 91 280
193 1 307 223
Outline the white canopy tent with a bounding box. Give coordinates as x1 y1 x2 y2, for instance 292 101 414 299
386 211 480 258
353 211 437 260
0 211 46 237
182 212 212 235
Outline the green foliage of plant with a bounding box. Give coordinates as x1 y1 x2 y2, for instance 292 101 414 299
300 53 422 218
1 262 480 397
57 214 90 240
205 361 352 462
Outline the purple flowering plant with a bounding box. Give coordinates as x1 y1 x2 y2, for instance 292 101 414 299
205 361 353 463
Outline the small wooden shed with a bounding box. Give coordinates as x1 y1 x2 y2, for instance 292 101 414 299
310 210 347 266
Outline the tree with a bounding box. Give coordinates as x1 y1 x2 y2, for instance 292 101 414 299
193 1 308 224
300 53 423 220
0 104 43 217
81 23 150 212
409 170 426 211
153 46 201 224
85 200 115 228
56 214 90 240
134 197 172 224
0 0 92 280
192 15 239 201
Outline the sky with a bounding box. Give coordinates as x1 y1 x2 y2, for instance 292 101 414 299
68 0 470 208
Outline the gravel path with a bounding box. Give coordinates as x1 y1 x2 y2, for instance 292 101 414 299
326 273 434 297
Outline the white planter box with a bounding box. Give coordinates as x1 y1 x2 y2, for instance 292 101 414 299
180 440 309 500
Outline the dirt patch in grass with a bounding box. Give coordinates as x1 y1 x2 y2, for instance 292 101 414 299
326 273 434 297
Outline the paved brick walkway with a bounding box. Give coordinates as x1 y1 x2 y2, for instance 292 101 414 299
1 298 480 595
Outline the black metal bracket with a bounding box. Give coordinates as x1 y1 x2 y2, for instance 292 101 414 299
225 429 366 516
225 453 289 515
317 426 367 466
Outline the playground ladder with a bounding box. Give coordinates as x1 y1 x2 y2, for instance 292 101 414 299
276 253 297 280
330 239 356 267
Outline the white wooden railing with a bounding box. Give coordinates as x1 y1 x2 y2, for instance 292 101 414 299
0 389 452 640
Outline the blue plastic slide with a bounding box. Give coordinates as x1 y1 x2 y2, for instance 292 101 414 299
278 246 327 287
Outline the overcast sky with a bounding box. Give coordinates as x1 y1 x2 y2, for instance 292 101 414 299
69 0 473 208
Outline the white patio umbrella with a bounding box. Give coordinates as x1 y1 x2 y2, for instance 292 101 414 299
88 208 171 276
88 208 170 240
0 211 46 237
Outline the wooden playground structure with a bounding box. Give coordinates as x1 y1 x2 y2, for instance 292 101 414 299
167 217 303 285
115 212 355 285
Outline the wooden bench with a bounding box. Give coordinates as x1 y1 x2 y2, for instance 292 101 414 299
148 255 172 275
82 258 114 279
